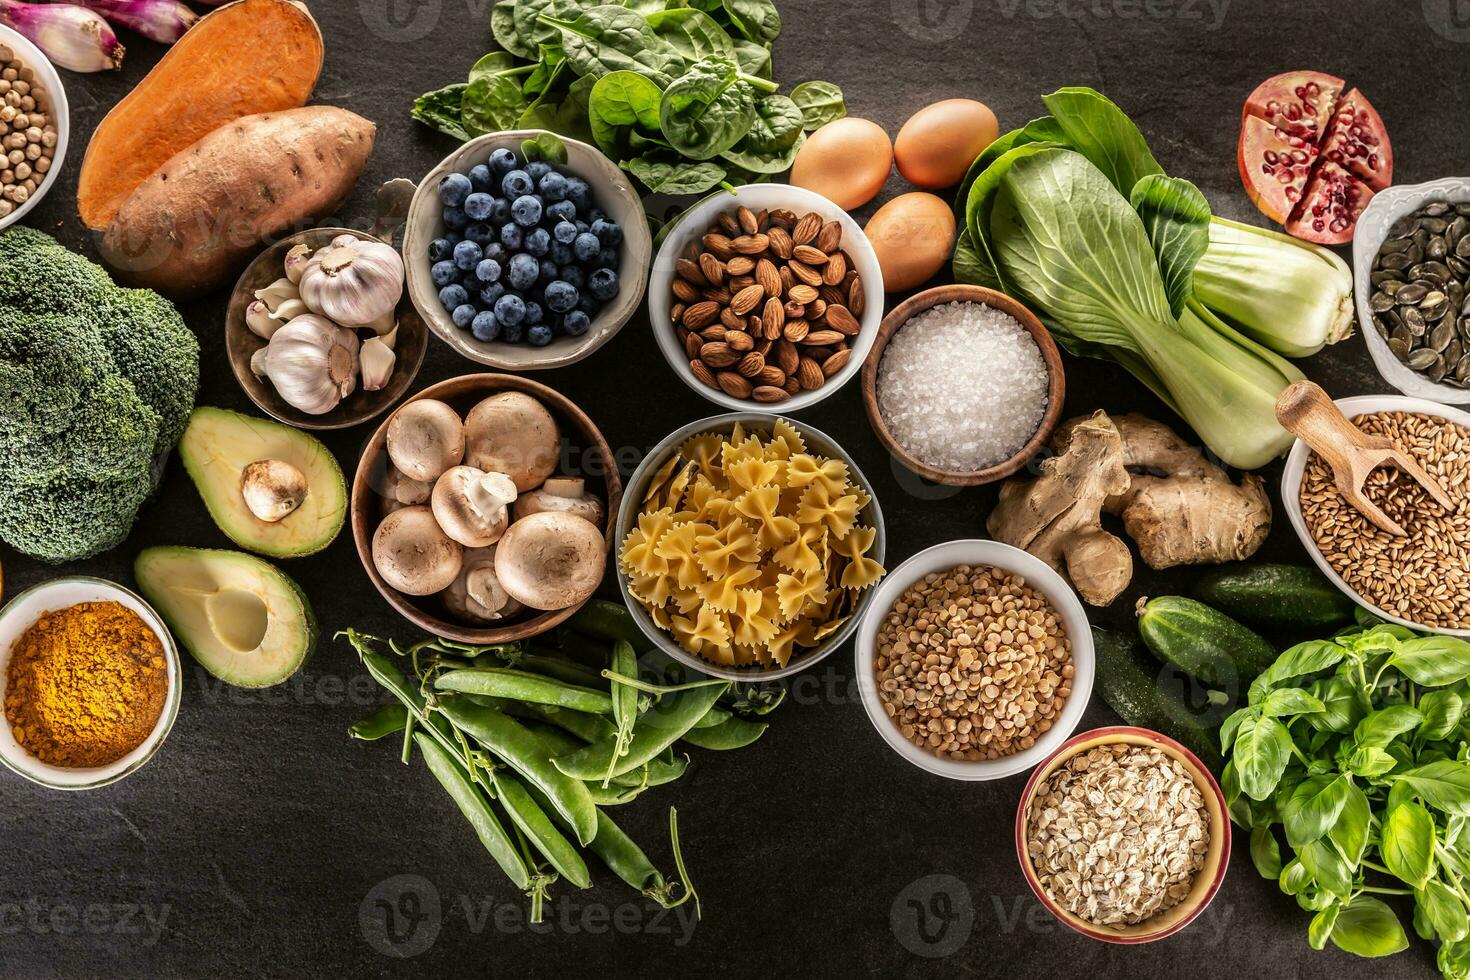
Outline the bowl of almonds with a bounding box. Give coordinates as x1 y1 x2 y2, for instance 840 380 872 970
649 184 884 411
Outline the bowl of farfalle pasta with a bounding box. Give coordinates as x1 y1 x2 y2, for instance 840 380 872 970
615 414 887 680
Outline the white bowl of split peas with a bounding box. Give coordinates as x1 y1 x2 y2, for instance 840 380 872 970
0 25 67 231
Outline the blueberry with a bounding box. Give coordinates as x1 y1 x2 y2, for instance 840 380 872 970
475 258 502 284
430 260 458 287
573 232 601 262
549 220 576 246
588 208 607 225
539 171 568 203
464 222 495 246
539 259 560 284
495 293 527 327
574 219 590 234
551 242 574 266
501 321 525 344
464 193 494 221
595 247 618 270
452 240 483 271
500 223 524 250
525 161 553 184
482 242 507 265
471 310 501 342
588 267 619 302
439 283 469 312
508 253 540 291
547 200 577 224
439 172 472 207
443 206 470 232
488 148 519 176
479 282 506 308
591 218 622 246
488 197 512 225
452 303 478 329
512 195 544 227
563 310 591 336
502 169 534 198
523 301 544 326
427 237 454 262
565 177 591 212
560 265 585 289
524 227 551 257
527 324 554 347
543 280 579 313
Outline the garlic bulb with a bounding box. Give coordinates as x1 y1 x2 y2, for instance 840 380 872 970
246 300 286 340
255 277 300 316
360 337 396 392
284 244 312 284
262 314 360 415
298 238 405 327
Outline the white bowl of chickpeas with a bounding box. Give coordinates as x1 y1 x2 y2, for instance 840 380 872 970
854 539 1094 781
0 26 66 231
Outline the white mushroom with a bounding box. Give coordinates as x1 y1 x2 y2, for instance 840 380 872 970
494 512 604 611
387 399 465 483
465 392 560 493
372 505 462 596
512 477 605 529
443 547 524 624
432 466 518 548
240 459 309 523
383 465 432 505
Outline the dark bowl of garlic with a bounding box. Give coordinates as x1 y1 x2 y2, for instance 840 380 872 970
0 27 67 232
226 227 428 430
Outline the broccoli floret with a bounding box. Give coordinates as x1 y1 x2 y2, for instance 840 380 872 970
0 227 200 563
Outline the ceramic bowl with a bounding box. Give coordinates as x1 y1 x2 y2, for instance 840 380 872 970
0 577 181 790
860 284 1065 485
854 539 1093 781
1015 726 1231 943
1281 392 1470 636
1354 177 1470 404
648 184 885 413
226 227 428 430
351 373 622 643
0 27 68 232
402 130 650 370
614 412 886 681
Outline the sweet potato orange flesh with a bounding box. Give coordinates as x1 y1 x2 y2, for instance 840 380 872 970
77 0 323 231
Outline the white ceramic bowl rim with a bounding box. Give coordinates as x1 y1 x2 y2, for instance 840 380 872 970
647 183 885 413
614 411 886 681
854 539 1095 781
0 26 69 232
1281 393 1470 637
0 577 181 790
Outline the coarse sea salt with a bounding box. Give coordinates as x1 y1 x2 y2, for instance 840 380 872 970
876 301 1048 472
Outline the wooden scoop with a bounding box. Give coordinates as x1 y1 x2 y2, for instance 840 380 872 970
1276 380 1454 537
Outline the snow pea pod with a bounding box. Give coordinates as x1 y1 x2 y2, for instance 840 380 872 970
585 782 644 805
554 682 729 780
566 599 645 646
682 715 768 750
501 700 618 744
349 704 408 741
355 643 460 760
414 732 530 889
690 705 731 729
437 696 600 846
520 719 687 790
435 667 615 715
492 771 592 889
521 648 613 688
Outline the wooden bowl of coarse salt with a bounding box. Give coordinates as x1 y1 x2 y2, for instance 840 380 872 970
860 284 1065 485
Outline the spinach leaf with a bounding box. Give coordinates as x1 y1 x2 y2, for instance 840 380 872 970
659 58 755 160
589 70 664 157
543 6 681 84
1382 801 1437 886
791 80 845 131
1393 636 1470 687
469 51 520 80
516 0 595 51
720 132 802 175
1283 773 1351 848
1394 761 1470 816
721 0 780 42
646 7 737 65
522 132 568 164
742 94 803 152
1249 824 1282 879
411 84 469 141
1419 880 1470 942
1129 174 1211 318
1329 896 1410 958
463 73 530 136
731 39 771 79
625 154 728 195
492 2 537 59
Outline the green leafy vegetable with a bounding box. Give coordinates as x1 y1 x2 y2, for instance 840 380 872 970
411 84 470 141
659 57 756 160
790 80 845 130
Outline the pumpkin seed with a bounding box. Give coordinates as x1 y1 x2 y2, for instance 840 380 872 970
1430 236 1450 261
1370 291 1396 313
1405 307 1428 335
1445 337 1463 365
1408 348 1441 370
1390 336 1413 362
1458 353 1470 380
1391 216 1417 237
1397 282 1430 305
1431 320 1456 351
1426 202 1452 218
1381 252 1414 272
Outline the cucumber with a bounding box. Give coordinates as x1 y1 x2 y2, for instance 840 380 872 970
1137 596 1276 687
1194 564 1355 630
1092 627 1221 769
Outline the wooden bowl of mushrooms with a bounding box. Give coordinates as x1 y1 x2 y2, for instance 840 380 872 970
350 373 622 643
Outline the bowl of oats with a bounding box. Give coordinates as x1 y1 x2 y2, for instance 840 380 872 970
1015 726 1230 944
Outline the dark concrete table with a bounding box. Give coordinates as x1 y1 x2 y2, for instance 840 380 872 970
4 0 1462 976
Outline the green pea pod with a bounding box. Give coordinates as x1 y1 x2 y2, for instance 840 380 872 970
611 641 638 732
521 649 613 688
492 771 592 889
355 644 460 760
691 705 731 729
502 701 618 744
436 667 615 715
553 630 615 667
585 782 645 805
349 704 409 741
566 599 645 646
437 697 600 846
682 715 768 750
519 719 676 790
519 779 665 898
414 732 530 890
554 683 729 780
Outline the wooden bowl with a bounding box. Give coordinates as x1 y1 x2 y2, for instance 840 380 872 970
226 227 428 430
860 284 1065 485
1015 726 1231 944
350 373 623 644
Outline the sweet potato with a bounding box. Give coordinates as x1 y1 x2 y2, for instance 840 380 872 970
77 0 323 231
101 107 377 300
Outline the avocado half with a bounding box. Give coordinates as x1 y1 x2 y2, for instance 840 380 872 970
179 407 346 558
135 546 316 688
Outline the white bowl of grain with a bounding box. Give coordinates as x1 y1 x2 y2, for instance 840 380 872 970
1283 393 1470 636
0 26 67 231
854 538 1094 781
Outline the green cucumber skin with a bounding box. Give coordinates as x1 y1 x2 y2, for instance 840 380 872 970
1138 596 1275 686
1194 564 1354 630
1091 627 1221 769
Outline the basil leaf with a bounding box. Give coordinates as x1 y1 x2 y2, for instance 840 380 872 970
1221 705 1254 754
1346 745 1399 779
1383 802 1438 886
1308 902 1341 950
1422 690 1467 742
1234 714 1293 801
1279 857 1310 895
1394 636 1470 687
1249 824 1282 879
1306 676 1364 733
1129 174 1211 318
1419 880 1470 942
1261 687 1325 719
1284 773 1351 848
1330 779 1371 864
1329 895 1410 958
1355 704 1425 748
1249 640 1346 706
1395 761 1470 816
1298 838 1353 898
791 80 846 131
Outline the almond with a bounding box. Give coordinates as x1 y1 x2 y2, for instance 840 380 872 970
792 212 822 245
737 351 765 377
705 286 733 306
728 275 756 291
717 371 753 399
816 220 842 253
758 365 787 386
761 296 785 335
725 255 755 275
767 225 794 259
720 306 746 332
769 208 798 229
756 338 773 356
783 319 810 342
700 341 740 368
684 331 703 359
779 266 795 292
737 206 759 236
671 302 686 325
793 244 829 266
762 314 783 341
700 324 727 342
822 348 851 377
775 339 800 375
726 330 755 353
682 301 721 329
783 377 802 395
820 284 847 307
783 298 806 319
802 329 845 346
797 357 825 390
848 277 865 316
789 261 824 288
672 277 702 303
690 359 718 389
702 233 735 260
789 284 820 305
716 212 741 236
826 305 860 336
822 251 847 286
698 252 725 286
753 385 790 403
755 208 770 230
676 257 708 285
730 283 765 315
732 233 770 255
809 299 827 321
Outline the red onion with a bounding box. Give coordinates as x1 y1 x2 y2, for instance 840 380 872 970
64 0 197 44
0 0 124 71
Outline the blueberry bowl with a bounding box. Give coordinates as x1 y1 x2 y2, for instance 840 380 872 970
402 130 651 371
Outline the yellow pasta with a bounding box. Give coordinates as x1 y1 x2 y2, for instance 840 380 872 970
620 423 885 668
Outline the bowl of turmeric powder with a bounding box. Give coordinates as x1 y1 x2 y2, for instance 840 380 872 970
0 577 180 790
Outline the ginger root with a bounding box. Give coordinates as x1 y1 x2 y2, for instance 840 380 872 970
989 411 1271 607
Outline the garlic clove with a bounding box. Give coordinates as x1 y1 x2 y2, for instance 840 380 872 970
246 299 285 340
255 277 300 316
274 298 310 321
284 243 313 284
360 337 396 392
250 345 270 378
331 233 360 248
378 326 399 351
362 307 398 337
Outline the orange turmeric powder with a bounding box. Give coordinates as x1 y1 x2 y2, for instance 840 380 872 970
4 601 168 768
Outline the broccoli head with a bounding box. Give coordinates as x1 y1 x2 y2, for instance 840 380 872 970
0 226 200 562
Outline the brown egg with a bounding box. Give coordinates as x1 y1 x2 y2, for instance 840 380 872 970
790 117 893 211
864 192 957 293
894 99 1000 190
